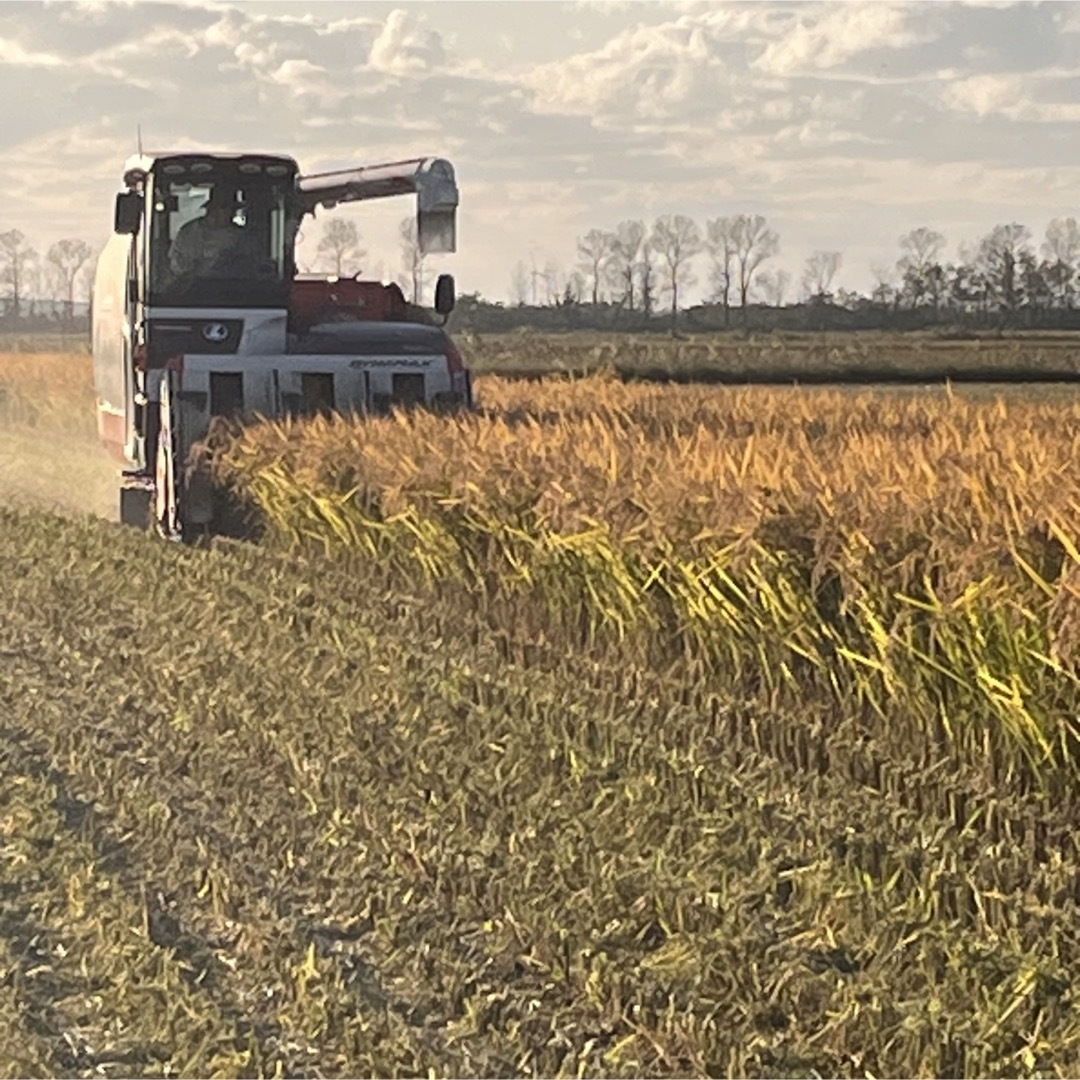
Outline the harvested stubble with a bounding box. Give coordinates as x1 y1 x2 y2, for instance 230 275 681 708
3 509 1080 1076
212 374 1080 790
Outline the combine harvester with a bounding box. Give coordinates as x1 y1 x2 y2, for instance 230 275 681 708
92 150 472 539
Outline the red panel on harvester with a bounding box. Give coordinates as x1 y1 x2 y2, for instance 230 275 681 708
289 278 409 333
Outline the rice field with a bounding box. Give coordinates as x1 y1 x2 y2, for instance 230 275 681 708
3 339 1080 1076
459 330 1080 382
211 372 1080 787
0 352 114 518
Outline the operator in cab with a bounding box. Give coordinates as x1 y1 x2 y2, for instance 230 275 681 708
168 186 260 281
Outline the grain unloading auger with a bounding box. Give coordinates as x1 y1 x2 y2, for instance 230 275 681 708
92 151 472 540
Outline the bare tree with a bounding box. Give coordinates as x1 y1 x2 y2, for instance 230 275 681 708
23 260 46 304
1043 217 1080 265
607 219 646 310
898 227 946 272
317 218 365 277
1019 250 1053 313
734 214 779 315
542 260 563 306
869 262 897 307
952 242 991 314
976 223 1032 314
528 251 544 305
46 239 93 325
576 228 614 305
705 217 738 326
564 270 586 305
638 242 657 317
399 217 426 303
896 227 946 308
756 268 791 307
0 230 36 321
651 214 702 333
1042 217 1080 307
801 250 842 299
509 260 529 306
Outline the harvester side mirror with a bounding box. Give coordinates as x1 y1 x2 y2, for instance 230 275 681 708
434 274 456 316
114 191 144 235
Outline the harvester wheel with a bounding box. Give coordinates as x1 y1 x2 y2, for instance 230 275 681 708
119 485 151 530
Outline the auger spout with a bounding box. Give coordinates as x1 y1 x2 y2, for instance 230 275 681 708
298 157 458 254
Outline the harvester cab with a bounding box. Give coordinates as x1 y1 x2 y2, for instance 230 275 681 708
93 151 471 538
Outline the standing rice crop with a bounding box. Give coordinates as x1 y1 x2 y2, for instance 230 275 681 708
210 376 1080 789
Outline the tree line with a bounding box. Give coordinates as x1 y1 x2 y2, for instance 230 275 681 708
0 215 428 330
0 230 95 328
495 215 1080 334
8 212 1078 337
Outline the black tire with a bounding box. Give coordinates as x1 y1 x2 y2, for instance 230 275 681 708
119 486 151 530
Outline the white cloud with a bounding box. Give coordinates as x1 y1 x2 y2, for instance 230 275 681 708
527 14 729 122
753 2 937 76
272 57 324 82
0 119 132 239
941 72 1080 122
0 0 1075 303
773 119 884 150
202 9 248 49
85 25 200 81
941 73 1024 116
525 3 937 129
368 9 445 76
0 37 66 67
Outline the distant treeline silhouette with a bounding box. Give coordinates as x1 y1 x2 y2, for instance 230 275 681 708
487 216 1080 335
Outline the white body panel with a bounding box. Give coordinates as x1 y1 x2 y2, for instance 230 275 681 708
174 350 451 445
148 307 288 356
177 352 374 420
91 233 134 441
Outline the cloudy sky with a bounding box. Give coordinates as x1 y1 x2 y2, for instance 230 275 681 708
0 0 1076 303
